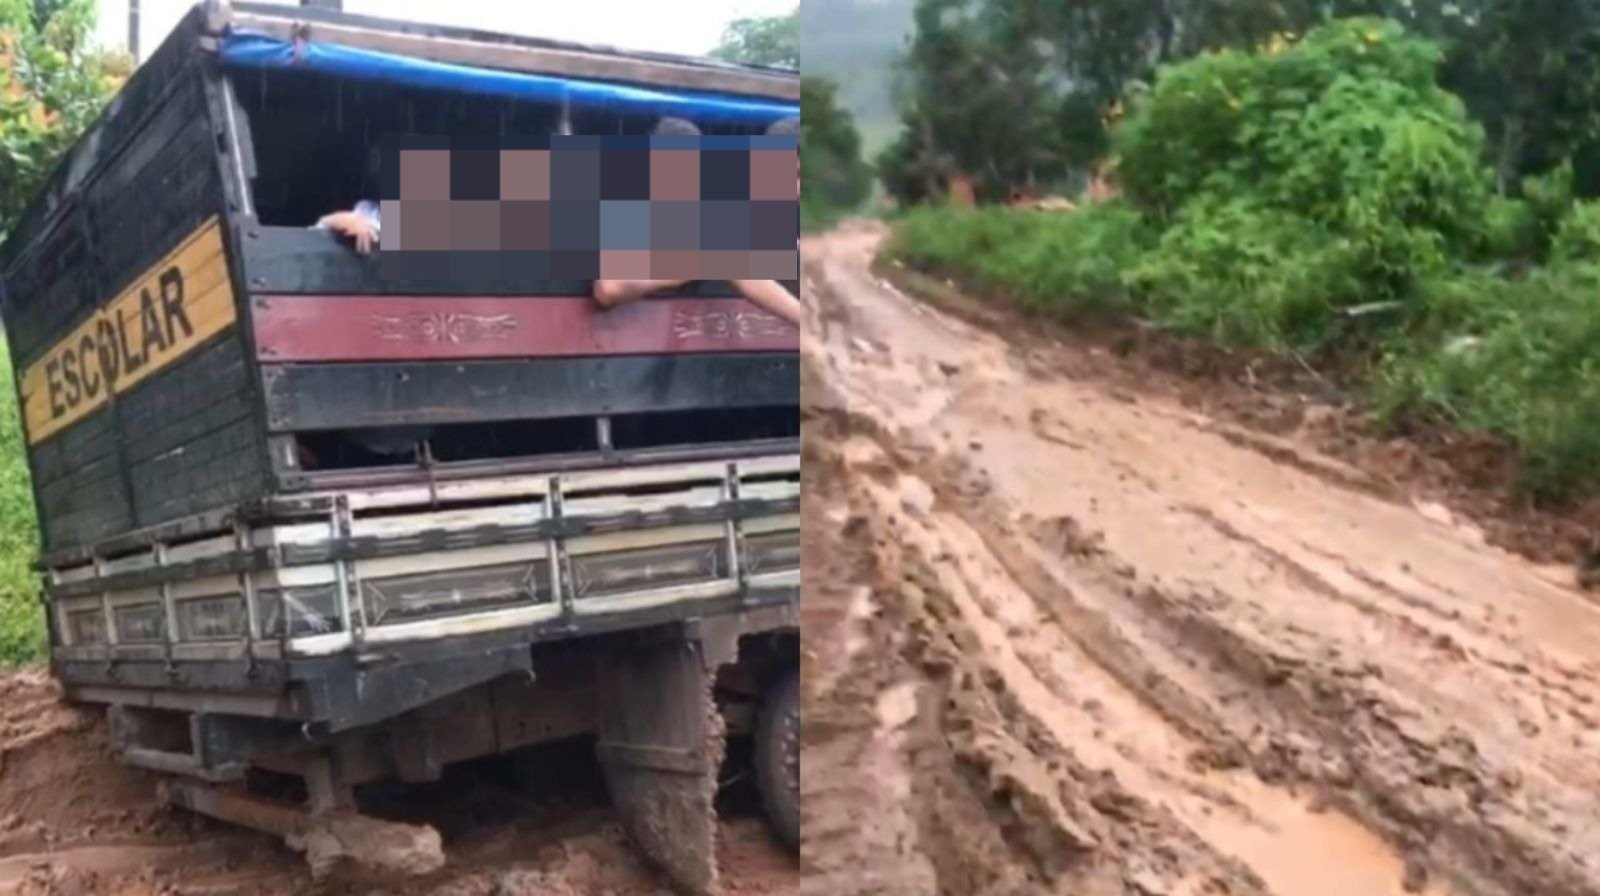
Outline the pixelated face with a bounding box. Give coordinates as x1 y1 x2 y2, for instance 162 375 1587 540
377 135 797 281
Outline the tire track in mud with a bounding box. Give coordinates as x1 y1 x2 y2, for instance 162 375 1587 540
799 221 1600 896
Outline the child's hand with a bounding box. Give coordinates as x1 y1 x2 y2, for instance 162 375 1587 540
732 279 802 325
318 211 377 254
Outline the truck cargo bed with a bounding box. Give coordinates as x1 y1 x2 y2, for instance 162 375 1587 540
0 2 800 556
47 452 799 703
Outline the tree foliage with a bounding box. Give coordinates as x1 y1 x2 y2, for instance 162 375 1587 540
1105 20 1495 345
1117 19 1492 298
0 0 127 238
711 9 800 70
1431 0 1600 191
877 0 1111 203
882 0 1600 202
799 77 871 226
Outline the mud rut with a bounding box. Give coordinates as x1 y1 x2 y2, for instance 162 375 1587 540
799 222 1600 896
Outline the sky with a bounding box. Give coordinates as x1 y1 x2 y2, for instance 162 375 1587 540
92 0 796 61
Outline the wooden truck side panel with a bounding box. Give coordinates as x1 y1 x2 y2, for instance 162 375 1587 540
1 10 266 554
4 4 803 558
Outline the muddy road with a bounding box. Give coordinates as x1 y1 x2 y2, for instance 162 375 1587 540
0 667 795 896
799 221 1600 896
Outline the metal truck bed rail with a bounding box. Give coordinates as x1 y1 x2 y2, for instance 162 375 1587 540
46 453 799 666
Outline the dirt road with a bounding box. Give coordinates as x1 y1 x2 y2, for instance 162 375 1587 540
799 221 1600 896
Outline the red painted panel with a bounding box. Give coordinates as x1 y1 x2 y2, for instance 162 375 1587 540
250 295 799 362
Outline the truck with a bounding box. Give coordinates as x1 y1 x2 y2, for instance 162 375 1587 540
0 3 800 893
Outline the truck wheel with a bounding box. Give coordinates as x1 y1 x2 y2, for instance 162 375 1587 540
754 668 799 851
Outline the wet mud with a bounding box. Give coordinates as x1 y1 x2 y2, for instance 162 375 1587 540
0 667 795 896
799 220 1600 896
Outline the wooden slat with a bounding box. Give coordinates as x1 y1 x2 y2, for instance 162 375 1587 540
10 78 215 369
0 8 206 277
260 353 798 432
241 227 776 297
128 415 262 529
19 217 239 445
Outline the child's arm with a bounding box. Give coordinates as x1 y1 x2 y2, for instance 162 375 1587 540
592 278 801 327
592 279 692 307
731 280 802 326
317 210 378 254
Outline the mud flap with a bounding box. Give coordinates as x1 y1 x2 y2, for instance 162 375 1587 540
596 635 726 896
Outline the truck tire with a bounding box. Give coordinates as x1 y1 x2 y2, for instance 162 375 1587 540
754 668 800 851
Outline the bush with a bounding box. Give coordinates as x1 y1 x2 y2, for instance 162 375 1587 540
888 202 1154 317
0 339 42 665
1111 47 1262 217
1284 77 1488 286
1519 162 1576 259
1550 200 1600 266
1125 199 1362 348
1108 18 1496 345
1001 202 1153 316
1115 20 1464 220
1375 264 1600 499
888 205 1036 276
1481 195 1537 261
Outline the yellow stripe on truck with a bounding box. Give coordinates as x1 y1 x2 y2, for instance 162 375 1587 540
20 217 237 445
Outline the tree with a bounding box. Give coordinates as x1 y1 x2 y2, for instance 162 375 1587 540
1435 0 1600 192
878 0 1111 204
882 0 1600 203
799 77 871 223
1048 0 1600 192
0 0 129 237
711 9 800 70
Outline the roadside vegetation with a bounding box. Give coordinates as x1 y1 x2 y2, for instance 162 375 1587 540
0 0 133 663
0 341 39 664
797 77 872 231
886 13 1600 505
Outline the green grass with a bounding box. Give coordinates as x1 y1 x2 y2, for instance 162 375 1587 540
0 338 43 666
887 202 1155 320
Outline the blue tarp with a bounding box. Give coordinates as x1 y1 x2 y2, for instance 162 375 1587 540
219 31 800 127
